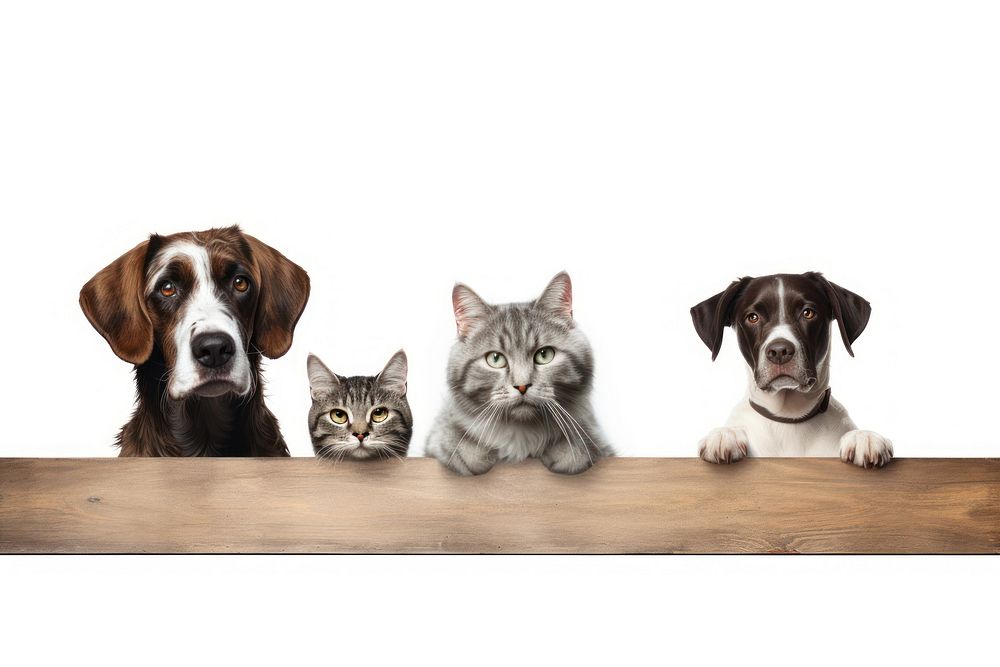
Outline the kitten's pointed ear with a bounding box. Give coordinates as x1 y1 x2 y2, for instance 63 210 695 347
307 354 341 399
690 277 752 361
805 272 872 357
452 283 490 339
536 271 573 321
377 349 408 396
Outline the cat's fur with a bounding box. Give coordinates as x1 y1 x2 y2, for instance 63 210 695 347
425 272 613 475
307 350 413 461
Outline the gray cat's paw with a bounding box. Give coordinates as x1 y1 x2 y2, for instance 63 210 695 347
437 441 497 476
541 439 597 475
698 427 749 464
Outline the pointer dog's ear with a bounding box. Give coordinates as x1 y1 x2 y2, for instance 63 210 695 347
805 272 871 357
690 277 752 361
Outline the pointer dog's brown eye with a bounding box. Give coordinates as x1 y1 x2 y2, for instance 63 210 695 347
746 313 759 324
233 276 250 293
159 281 177 298
802 308 816 320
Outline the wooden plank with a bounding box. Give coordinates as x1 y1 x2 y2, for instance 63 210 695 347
0 458 997 554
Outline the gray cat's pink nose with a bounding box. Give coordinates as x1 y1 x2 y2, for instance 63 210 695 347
353 432 369 442
514 384 531 395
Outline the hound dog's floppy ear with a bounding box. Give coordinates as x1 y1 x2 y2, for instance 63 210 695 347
805 272 871 357
245 233 311 359
690 277 752 361
79 239 156 365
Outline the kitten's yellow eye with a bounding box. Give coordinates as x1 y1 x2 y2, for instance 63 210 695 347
486 352 507 368
233 275 250 293
371 407 389 423
746 313 759 324
330 409 348 424
159 281 177 298
802 308 816 320
534 346 555 365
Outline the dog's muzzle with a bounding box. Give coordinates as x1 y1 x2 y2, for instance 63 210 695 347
169 329 252 400
190 332 245 397
756 338 816 391
192 332 236 369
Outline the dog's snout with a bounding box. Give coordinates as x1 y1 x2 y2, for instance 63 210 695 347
192 332 236 369
765 338 796 366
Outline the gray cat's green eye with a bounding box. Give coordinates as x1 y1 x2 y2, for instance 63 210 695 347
534 347 555 365
330 409 348 425
485 352 507 368
371 407 389 423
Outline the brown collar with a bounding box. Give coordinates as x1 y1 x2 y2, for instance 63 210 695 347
749 387 832 424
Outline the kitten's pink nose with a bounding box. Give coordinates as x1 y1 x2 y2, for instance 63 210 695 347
514 384 530 395
353 432 368 442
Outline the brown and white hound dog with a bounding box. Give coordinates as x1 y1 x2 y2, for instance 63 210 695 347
80 226 310 456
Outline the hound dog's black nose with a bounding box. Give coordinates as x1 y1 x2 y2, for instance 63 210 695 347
765 338 796 366
192 332 236 369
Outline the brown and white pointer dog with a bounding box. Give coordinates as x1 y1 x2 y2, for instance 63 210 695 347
80 226 310 456
691 272 893 468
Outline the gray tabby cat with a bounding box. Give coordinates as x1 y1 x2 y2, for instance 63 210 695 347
307 350 412 461
425 272 613 475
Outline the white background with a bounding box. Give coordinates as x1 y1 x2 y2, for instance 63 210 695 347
2 2 1000 459
1 1 997 664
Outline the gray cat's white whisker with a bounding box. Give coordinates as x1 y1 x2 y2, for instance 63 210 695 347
549 398 594 446
550 403 585 461
548 399 595 466
447 402 499 468
455 402 497 446
542 401 575 451
483 402 507 452
543 402 582 462
474 404 500 447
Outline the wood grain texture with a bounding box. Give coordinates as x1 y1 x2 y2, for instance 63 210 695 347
1 458 997 554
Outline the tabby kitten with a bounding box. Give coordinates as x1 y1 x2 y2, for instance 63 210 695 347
425 272 613 475
307 350 412 461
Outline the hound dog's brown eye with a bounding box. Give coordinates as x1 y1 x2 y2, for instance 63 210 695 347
233 276 250 293
746 313 759 324
159 281 177 298
371 407 389 423
802 308 816 320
